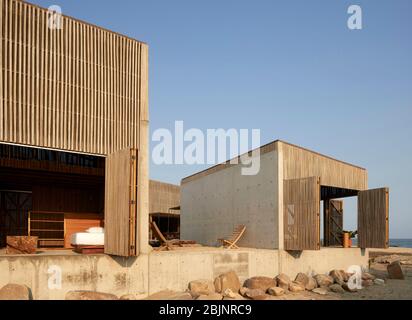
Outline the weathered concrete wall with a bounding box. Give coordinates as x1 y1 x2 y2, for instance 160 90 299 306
181 151 279 249
148 248 369 293
278 248 370 277
0 248 369 299
0 253 149 300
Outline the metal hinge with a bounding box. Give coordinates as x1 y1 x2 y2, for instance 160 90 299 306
130 200 136 205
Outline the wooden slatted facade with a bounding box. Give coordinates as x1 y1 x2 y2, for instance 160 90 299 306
149 180 180 214
105 148 138 257
281 142 367 191
323 199 343 247
283 177 320 250
0 0 149 256
0 0 148 155
358 187 389 249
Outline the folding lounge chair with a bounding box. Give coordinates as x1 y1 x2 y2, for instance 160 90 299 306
150 221 173 250
218 225 246 249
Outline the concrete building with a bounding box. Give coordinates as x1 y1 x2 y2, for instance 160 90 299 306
181 140 389 251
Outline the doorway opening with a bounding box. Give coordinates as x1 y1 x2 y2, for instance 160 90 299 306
321 185 358 248
0 143 105 251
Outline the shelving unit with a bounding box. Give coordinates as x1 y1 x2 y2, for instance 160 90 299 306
28 211 65 248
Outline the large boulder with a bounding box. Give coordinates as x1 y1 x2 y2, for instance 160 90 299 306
312 287 328 295
387 261 404 280
222 288 236 298
267 286 285 296
0 284 32 300
188 279 215 298
305 277 318 291
245 288 266 300
222 290 245 300
342 283 357 293
315 274 334 287
289 281 305 292
120 294 138 300
145 290 193 300
196 293 223 300
214 271 241 293
374 254 400 264
239 287 250 297
276 273 291 290
329 270 346 285
361 272 376 281
294 273 309 287
329 284 345 294
65 291 118 300
243 276 277 292
223 295 246 301
252 294 278 300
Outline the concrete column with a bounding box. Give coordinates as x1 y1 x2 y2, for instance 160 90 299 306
277 142 284 273
138 120 151 254
138 44 151 255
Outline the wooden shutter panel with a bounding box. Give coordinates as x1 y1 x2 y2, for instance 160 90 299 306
324 200 343 247
104 148 138 256
358 188 389 249
284 177 320 250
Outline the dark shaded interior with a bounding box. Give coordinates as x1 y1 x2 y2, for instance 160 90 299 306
0 144 105 249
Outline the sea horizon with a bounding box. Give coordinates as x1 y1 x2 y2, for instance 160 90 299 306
352 238 412 248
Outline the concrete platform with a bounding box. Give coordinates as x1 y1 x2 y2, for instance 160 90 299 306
0 247 370 300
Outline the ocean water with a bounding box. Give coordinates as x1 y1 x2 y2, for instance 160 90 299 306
351 239 412 248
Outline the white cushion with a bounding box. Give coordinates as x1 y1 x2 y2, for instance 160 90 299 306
71 232 104 246
86 227 104 234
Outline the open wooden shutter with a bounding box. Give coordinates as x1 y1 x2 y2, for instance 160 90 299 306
105 148 138 256
358 188 389 249
324 200 343 247
284 177 320 250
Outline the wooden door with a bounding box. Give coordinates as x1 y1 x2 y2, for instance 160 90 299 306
324 199 343 247
358 188 389 248
284 177 320 250
104 148 138 256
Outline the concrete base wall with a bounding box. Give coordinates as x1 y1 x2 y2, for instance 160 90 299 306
0 248 369 299
0 253 149 300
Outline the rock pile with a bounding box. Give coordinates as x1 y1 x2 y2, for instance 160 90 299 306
165 267 388 300
0 264 395 300
373 254 412 266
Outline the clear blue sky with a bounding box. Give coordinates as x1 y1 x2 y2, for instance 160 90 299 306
30 0 412 238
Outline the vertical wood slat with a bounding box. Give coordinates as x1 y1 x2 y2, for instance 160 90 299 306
0 0 4 141
284 176 320 250
282 142 367 191
358 188 389 248
149 180 180 214
1 0 146 156
105 148 138 256
323 199 343 247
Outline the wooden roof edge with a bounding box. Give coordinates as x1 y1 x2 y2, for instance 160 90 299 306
278 140 367 171
181 139 367 184
150 212 180 217
23 0 147 45
149 179 180 188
